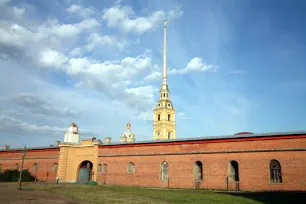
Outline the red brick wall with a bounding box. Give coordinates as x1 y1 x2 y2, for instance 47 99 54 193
97 136 306 191
1 135 306 190
0 148 60 182
99 136 306 155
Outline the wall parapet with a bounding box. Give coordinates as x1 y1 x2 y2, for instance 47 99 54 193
98 148 306 157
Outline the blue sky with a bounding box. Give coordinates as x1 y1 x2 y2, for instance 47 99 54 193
0 0 305 147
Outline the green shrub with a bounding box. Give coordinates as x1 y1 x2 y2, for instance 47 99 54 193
0 169 34 182
88 181 97 185
21 169 35 182
3 169 19 182
0 172 4 182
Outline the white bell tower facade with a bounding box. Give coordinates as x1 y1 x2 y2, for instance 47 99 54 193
64 122 80 143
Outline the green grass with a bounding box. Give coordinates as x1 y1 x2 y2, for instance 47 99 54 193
32 184 306 204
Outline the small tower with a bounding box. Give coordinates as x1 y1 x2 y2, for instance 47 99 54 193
120 121 135 143
153 20 176 140
64 122 80 143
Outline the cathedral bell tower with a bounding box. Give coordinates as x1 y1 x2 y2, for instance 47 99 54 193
153 20 176 140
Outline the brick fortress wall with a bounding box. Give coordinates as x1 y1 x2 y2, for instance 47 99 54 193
97 135 306 191
0 148 60 182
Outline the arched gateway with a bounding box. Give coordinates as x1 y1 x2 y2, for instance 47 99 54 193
78 160 93 184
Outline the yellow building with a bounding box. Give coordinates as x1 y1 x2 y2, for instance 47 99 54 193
153 20 176 140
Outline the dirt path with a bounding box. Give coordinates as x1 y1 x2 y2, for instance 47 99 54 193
0 183 86 204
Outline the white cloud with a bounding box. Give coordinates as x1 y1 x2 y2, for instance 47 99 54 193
0 2 166 127
66 54 157 110
169 57 217 75
144 71 161 81
133 111 152 121
177 112 190 120
0 93 79 118
0 1 26 25
0 2 182 121
69 47 83 57
0 16 102 73
70 33 131 57
116 38 130 51
0 114 97 138
40 49 68 68
168 5 184 20
125 86 157 103
66 4 94 18
88 33 114 45
143 57 216 81
12 6 25 17
112 100 121 106
0 0 11 4
70 33 115 57
0 1 187 147
120 55 152 77
102 3 183 34
0 114 65 136
67 53 152 79
66 4 82 13
37 49 157 112
227 70 245 74
57 18 100 37
0 22 33 48
120 11 165 34
102 5 132 27
38 18 100 38
0 17 101 65
0 108 24 118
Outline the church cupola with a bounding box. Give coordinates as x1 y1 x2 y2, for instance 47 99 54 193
68 122 78 134
64 122 80 143
120 121 135 143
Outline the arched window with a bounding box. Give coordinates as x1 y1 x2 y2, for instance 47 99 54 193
168 114 171 121
158 114 160 121
52 163 58 173
228 160 239 182
156 132 160 139
33 163 39 172
270 160 282 183
194 161 203 181
102 164 107 173
127 162 135 173
97 164 101 172
161 161 168 181
15 163 19 170
163 93 165 97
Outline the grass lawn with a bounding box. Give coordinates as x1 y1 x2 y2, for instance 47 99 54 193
32 184 306 204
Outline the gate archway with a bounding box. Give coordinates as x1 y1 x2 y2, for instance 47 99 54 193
77 160 93 184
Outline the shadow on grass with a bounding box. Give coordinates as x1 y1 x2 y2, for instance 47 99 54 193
219 191 306 204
